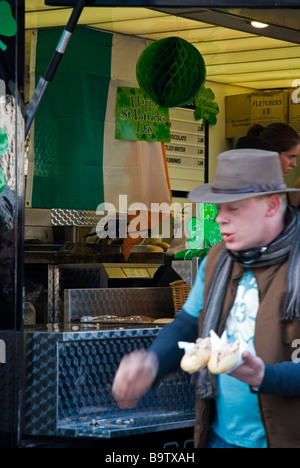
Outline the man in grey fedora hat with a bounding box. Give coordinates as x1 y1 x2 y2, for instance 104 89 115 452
112 148 300 448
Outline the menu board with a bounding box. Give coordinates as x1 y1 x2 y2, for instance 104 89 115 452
166 107 206 193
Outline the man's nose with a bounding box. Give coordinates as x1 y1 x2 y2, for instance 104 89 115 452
216 211 225 224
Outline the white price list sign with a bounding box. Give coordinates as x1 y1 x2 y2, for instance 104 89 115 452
166 108 206 193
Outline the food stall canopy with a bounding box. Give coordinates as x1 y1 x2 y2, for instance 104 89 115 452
26 2 300 90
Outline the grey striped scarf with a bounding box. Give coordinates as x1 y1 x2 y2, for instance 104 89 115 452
192 206 300 399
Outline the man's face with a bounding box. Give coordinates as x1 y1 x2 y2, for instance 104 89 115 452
216 197 272 252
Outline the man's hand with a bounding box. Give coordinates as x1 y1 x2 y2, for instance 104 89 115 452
229 352 265 388
112 350 159 409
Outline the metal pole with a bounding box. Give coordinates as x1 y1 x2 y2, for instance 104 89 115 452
25 0 89 137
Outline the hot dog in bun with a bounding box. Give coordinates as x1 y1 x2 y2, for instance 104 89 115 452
180 337 211 373
208 341 240 375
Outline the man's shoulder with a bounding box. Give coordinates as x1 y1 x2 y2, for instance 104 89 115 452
207 241 225 259
204 242 226 284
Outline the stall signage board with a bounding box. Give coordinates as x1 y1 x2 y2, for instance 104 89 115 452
250 90 288 126
115 86 171 143
225 94 252 139
226 90 289 138
166 107 206 192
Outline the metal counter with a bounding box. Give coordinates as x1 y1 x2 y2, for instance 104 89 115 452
23 324 195 440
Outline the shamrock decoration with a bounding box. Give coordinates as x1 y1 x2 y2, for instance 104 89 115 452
0 166 6 193
115 86 170 142
0 1 17 52
0 127 8 156
0 127 7 193
209 226 223 246
187 203 222 250
203 204 222 247
194 86 219 126
203 203 217 221
187 213 204 249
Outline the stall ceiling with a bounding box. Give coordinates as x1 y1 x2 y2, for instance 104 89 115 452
25 1 300 90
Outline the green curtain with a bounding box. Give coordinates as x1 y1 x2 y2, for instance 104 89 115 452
32 26 112 210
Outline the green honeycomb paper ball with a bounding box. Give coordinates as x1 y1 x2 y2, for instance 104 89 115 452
136 37 206 108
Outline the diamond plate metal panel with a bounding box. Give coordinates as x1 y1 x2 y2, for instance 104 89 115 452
64 287 174 322
23 328 195 439
23 332 58 435
51 208 102 227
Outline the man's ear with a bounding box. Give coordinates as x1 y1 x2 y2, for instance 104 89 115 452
266 194 282 217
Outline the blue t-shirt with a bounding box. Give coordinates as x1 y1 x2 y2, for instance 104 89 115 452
183 257 207 317
183 258 267 448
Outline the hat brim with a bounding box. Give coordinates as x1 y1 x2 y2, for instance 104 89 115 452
188 183 300 204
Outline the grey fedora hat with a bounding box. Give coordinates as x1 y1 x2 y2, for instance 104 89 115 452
189 149 300 204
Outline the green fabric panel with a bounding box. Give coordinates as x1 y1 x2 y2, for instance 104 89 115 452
32 26 112 210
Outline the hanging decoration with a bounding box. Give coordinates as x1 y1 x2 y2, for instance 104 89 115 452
115 86 171 142
0 1 17 51
187 203 222 250
173 203 222 260
136 37 206 108
0 127 8 156
0 127 7 193
195 86 220 126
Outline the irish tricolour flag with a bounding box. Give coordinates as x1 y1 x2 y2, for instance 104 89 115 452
27 26 172 257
